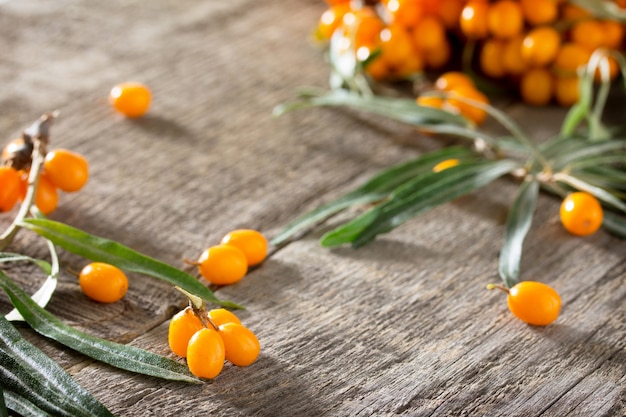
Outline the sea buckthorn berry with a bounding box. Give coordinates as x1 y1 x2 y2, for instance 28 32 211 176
220 229 268 267
554 76 580 107
600 20 624 49
343 7 385 50
385 0 424 29
520 68 554 106
432 159 459 172
378 24 416 69
43 149 89 193
218 323 260 367
487 0 523 39
168 307 204 357
519 0 558 26
560 192 603 236
197 244 248 285
186 328 225 379
446 85 489 125
436 0 465 29
412 15 446 52
423 38 450 69
109 82 151 118
479 39 506 79
34 173 59 215
502 35 527 76
79 262 129 303
0 166 21 212
570 19 606 51
521 26 561 67
416 95 444 109
317 3 351 41
460 0 490 39
507 281 561 326
554 42 592 76
208 308 242 327
434 71 475 91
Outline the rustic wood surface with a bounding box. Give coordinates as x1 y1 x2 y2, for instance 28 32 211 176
0 0 625 416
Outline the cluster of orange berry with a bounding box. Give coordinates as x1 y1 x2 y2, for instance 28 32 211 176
317 0 625 108
169 305 260 379
193 229 268 286
0 141 89 215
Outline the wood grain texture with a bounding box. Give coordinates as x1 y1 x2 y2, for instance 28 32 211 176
0 0 624 416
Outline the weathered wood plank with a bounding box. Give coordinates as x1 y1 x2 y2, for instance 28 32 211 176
0 0 624 416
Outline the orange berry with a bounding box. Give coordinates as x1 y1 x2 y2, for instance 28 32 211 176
197 244 248 285
432 159 460 172
520 68 554 106
553 42 592 76
560 192 603 236
507 281 561 326
554 76 580 107
34 173 59 215
378 24 416 68
168 307 204 358
208 308 242 327
434 71 475 91
479 39 507 78
109 82 151 118
186 328 225 379
412 15 446 51
385 0 424 29
0 166 21 212
79 262 129 304
317 4 351 41
43 149 89 193
435 0 465 29
423 39 450 69
343 7 385 50
570 19 606 51
521 26 561 67
519 0 558 26
220 229 268 267
561 3 591 21
600 20 624 49
460 0 490 39
487 0 523 39
218 323 260 367
446 85 489 125
502 35 528 76
416 95 444 109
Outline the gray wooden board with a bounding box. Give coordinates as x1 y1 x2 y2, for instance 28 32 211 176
0 0 624 416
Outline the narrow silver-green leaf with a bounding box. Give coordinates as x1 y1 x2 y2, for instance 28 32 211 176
271 146 476 245
322 159 520 247
0 271 199 384
0 253 52 275
498 178 539 288
0 315 114 417
602 211 626 238
18 218 242 309
3 390 51 417
0 386 7 417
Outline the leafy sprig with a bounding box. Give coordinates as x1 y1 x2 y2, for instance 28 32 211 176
273 45 626 288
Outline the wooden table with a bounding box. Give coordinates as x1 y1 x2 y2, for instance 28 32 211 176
1 0 624 415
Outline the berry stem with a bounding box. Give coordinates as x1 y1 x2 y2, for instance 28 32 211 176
0 112 56 251
486 283 510 293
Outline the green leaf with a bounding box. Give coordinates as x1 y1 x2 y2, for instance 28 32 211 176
0 315 114 417
602 211 626 238
322 159 521 247
3 390 51 417
0 253 52 275
3 240 59 322
271 146 476 245
0 386 7 417
554 173 626 213
275 89 472 130
18 218 242 309
551 140 626 170
0 271 200 384
498 178 539 288
568 0 626 20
